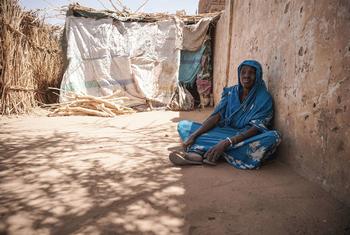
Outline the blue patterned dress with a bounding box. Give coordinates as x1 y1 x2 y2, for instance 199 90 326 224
177 60 281 169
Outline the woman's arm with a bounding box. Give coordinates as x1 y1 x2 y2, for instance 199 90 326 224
182 113 221 150
228 126 259 145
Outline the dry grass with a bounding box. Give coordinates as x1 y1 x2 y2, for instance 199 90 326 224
0 0 63 115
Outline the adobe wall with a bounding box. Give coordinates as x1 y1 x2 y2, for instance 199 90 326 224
213 0 350 205
198 0 225 13
212 0 232 103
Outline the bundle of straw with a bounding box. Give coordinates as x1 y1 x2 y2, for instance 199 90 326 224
48 92 135 117
0 0 63 115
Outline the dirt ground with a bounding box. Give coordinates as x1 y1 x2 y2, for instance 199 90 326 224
0 110 349 235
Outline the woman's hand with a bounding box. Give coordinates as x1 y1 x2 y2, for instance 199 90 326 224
204 139 231 162
182 134 197 151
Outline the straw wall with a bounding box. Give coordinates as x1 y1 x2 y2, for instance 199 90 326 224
0 0 63 115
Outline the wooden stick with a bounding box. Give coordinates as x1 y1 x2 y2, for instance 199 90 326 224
96 103 116 117
53 106 113 117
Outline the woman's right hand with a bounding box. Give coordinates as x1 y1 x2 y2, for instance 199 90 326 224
182 134 197 151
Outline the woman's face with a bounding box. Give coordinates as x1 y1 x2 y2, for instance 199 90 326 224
239 65 256 90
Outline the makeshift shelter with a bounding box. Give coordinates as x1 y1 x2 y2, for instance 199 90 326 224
60 5 220 111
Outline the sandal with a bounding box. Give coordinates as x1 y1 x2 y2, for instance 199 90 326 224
169 151 202 166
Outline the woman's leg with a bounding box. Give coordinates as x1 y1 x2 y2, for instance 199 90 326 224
177 120 202 142
177 120 240 156
225 130 281 169
176 122 281 168
169 121 204 165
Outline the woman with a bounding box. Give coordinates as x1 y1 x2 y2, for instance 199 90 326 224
169 60 281 169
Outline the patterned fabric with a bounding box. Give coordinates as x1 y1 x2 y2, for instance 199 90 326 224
178 46 206 86
177 60 282 169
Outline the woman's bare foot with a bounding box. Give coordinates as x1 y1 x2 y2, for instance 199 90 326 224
203 158 217 166
203 154 222 166
169 151 203 166
185 152 203 162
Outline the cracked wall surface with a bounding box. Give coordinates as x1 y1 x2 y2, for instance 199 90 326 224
213 0 350 205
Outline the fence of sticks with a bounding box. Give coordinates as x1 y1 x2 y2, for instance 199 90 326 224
0 0 63 115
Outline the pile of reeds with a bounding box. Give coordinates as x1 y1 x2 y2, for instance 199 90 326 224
0 0 63 115
48 92 135 117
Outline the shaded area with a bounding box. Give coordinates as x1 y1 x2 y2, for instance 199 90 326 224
0 111 349 235
0 113 184 235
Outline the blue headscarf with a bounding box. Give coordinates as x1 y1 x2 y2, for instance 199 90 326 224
212 60 273 132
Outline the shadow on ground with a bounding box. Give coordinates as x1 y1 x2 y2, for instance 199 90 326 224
0 112 184 235
0 111 349 235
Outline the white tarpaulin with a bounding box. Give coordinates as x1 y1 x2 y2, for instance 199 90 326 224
60 16 182 104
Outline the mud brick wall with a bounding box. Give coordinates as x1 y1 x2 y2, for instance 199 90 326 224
213 0 350 206
212 0 232 103
198 0 225 13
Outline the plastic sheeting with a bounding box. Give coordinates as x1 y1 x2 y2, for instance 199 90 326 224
60 16 182 104
60 15 217 105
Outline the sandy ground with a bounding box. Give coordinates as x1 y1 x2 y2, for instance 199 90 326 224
0 110 349 235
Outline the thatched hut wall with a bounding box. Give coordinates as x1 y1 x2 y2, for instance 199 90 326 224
0 0 63 115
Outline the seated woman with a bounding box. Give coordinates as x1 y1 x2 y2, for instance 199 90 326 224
169 60 281 169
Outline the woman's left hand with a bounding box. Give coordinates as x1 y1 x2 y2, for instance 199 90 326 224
204 140 230 162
